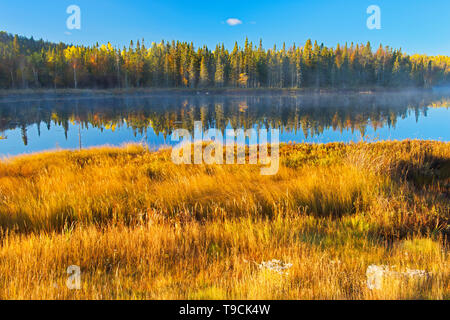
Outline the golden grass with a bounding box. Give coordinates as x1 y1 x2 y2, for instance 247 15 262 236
0 141 448 299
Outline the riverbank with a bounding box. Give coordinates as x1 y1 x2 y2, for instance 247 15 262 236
0 86 436 101
0 141 448 299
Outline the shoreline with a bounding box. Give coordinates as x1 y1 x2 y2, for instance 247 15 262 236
2 138 449 160
0 86 436 100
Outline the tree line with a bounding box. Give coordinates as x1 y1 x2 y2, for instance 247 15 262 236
0 31 449 89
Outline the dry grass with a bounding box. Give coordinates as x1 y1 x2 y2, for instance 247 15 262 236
0 141 448 299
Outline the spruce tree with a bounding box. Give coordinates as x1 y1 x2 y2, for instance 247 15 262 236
199 56 209 88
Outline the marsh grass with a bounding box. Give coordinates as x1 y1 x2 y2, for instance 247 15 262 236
0 141 448 299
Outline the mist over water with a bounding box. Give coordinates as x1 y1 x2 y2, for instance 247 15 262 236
0 91 449 157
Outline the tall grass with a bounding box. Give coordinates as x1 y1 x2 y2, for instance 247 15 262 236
0 141 448 299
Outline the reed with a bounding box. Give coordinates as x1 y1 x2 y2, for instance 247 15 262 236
0 141 448 299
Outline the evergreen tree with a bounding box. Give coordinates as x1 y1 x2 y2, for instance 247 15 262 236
199 56 209 87
0 32 448 89
214 55 225 87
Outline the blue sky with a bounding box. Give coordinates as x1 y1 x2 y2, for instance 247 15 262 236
1 0 449 55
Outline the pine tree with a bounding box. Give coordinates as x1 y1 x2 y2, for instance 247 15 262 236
188 55 197 88
0 32 449 89
199 56 209 88
214 55 225 87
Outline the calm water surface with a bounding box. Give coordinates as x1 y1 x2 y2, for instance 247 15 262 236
0 91 449 157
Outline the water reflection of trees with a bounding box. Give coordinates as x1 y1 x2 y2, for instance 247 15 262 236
0 93 448 145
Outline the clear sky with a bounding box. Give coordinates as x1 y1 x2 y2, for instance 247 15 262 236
1 0 449 55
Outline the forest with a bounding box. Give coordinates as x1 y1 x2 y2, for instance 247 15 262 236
0 31 449 90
